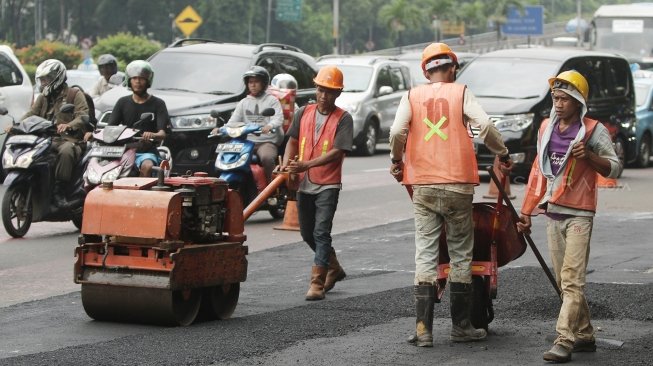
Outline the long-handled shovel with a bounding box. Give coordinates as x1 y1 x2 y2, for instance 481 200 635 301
486 166 562 300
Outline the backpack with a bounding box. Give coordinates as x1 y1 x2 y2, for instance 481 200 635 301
66 86 97 131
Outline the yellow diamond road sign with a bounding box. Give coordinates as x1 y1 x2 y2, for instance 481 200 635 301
175 6 203 37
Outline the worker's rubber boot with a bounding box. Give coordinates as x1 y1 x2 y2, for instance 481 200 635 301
407 284 435 347
324 249 346 293
305 265 327 301
450 282 487 342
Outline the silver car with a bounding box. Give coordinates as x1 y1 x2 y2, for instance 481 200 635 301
0 45 33 121
316 56 411 156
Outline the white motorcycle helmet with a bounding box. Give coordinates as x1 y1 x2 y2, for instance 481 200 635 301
271 73 298 90
35 59 67 97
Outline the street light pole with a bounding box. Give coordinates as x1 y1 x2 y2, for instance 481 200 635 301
266 0 272 43
333 0 339 54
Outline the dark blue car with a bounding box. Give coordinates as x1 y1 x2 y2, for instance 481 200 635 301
633 71 653 168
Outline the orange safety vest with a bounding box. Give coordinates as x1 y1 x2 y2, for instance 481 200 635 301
403 83 479 185
521 117 599 215
298 104 346 185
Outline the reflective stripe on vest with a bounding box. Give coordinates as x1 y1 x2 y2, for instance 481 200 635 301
403 82 479 185
298 104 346 185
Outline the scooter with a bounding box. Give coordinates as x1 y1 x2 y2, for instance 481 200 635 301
0 105 86 238
209 108 287 219
83 113 171 189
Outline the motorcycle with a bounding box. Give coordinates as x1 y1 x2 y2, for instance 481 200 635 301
83 113 171 189
209 107 287 219
0 104 86 238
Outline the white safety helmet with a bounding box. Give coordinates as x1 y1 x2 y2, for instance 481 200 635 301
35 59 67 97
271 73 298 90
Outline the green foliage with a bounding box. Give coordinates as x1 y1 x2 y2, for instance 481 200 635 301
91 33 162 65
15 40 83 69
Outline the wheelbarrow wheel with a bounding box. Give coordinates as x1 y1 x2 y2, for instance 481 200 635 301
471 275 493 331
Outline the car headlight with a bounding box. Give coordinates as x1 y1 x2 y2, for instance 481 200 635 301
170 114 216 130
342 102 361 114
493 113 534 132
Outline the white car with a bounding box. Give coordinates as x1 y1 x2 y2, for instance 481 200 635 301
0 45 33 121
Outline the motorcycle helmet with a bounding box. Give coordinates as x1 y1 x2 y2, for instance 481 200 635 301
124 60 154 90
97 54 118 67
35 59 67 97
271 73 298 90
243 66 270 90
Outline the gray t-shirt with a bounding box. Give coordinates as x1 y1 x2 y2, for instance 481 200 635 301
287 105 353 193
227 93 285 145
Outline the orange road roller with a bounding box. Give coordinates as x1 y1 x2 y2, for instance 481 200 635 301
74 173 248 326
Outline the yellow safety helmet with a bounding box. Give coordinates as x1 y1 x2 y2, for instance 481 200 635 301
421 42 459 72
548 70 589 101
313 65 344 90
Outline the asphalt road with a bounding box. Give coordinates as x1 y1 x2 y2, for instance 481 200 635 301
1 146 652 365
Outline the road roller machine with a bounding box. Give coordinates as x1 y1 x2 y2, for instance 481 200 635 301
74 172 248 326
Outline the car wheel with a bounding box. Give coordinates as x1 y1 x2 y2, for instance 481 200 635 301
614 136 625 178
635 134 651 168
356 122 377 156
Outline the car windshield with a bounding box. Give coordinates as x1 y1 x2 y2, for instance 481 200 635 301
635 82 652 107
149 52 250 95
332 65 373 92
457 58 561 99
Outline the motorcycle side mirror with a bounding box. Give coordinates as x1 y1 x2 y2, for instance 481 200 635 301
210 110 220 119
261 108 275 117
60 103 75 114
0 107 7 115
139 112 154 122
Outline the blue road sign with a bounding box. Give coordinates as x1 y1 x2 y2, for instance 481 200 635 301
277 0 302 22
502 5 544 36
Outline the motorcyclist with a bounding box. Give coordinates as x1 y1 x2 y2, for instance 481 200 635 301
212 66 284 183
90 54 124 98
20 59 89 208
107 60 168 177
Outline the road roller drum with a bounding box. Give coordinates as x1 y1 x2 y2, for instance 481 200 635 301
74 173 248 326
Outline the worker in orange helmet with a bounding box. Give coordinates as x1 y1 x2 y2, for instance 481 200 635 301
281 65 353 301
389 43 512 347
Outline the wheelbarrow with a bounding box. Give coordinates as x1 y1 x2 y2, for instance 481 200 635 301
403 166 561 330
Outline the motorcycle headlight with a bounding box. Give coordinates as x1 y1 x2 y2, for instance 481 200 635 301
170 114 216 130
216 153 249 170
14 149 38 168
101 166 122 183
2 150 13 168
493 113 534 132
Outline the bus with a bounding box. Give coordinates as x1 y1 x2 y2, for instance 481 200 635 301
591 3 653 63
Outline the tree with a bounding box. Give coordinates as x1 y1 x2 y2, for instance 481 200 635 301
378 0 427 47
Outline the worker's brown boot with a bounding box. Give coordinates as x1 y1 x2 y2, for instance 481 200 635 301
324 250 346 293
450 282 487 342
407 284 435 347
305 265 327 301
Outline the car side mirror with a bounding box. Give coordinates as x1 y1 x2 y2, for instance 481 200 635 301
378 85 394 96
0 107 7 116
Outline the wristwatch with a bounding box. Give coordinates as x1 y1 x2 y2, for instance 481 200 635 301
499 154 510 163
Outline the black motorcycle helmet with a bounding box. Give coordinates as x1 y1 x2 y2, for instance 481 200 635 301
242 66 270 91
97 54 118 75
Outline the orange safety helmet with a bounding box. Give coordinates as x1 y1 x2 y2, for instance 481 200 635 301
421 42 459 72
313 65 344 90
548 70 589 101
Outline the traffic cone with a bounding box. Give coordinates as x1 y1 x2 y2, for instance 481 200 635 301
483 156 515 200
274 198 300 231
596 172 621 188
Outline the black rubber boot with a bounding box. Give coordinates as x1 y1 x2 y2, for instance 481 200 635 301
450 282 487 342
407 284 435 347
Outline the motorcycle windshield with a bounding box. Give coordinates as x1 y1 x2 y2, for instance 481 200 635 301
6 134 38 146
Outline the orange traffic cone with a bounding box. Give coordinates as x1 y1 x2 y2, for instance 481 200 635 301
483 156 516 200
596 172 621 188
274 198 300 231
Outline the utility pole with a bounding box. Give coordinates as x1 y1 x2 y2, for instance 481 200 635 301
333 0 339 54
576 0 581 47
266 0 272 43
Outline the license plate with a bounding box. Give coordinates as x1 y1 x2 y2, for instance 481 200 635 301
216 143 244 153
6 135 38 146
89 145 126 158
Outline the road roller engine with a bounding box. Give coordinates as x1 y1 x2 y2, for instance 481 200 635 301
74 172 248 326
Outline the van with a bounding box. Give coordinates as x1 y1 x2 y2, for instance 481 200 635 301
456 48 636 178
